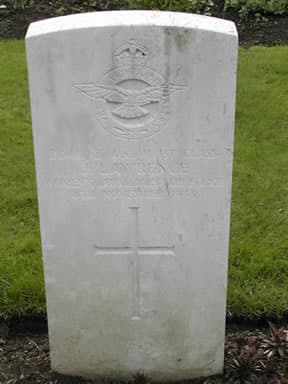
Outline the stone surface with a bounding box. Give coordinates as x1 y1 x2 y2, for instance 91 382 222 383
26 11 238 381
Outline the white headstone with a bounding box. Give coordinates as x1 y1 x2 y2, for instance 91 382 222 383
26 11 238 381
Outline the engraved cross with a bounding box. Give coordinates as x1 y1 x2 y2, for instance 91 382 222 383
95 207 175 320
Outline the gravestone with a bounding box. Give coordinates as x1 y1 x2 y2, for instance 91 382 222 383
26 11 238 381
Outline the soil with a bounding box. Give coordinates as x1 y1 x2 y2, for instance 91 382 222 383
0 0 287 46
235 16 288 47
1 320 288 384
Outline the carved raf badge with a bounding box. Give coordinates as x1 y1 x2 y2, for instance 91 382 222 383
74 40 184 140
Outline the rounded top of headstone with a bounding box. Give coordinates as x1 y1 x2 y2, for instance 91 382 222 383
25 10 237 40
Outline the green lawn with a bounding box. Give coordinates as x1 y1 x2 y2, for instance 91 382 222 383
0 41 287 319
229 46 288 318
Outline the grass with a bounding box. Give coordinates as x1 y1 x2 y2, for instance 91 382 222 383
228 46 288 318
0 41 45 318
0 41 287 319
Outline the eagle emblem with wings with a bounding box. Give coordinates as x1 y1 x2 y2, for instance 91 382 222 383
74 40 185 140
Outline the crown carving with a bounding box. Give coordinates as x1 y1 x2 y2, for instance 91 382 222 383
114 40 150 66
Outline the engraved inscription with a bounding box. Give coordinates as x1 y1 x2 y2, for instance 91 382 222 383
95 207 175 319
74 40 185 140
44 145 228 200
